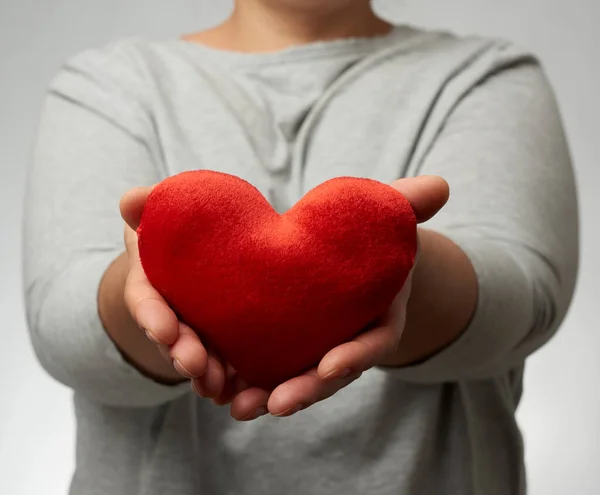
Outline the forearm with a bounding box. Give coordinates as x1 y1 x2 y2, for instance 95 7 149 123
384 228 478 367
98 252 184 384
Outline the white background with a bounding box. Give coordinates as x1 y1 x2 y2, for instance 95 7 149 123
1 1 598 494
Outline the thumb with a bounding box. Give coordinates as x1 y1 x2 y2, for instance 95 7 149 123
120 186 155 231
390 175 449 223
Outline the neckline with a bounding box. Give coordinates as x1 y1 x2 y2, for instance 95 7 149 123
173 25 415 68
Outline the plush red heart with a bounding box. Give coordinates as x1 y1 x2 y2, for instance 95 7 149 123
138 170 417 389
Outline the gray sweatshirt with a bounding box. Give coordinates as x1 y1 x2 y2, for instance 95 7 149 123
23 25 578 495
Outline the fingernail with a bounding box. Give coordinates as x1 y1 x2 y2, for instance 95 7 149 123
191 381 206 397
272 404 305 417
243 406 268 421
143 327 160 344
157 345 170 360
323 368 351 380
173 358 193 378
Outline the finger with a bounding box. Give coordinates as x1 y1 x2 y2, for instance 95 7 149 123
319 267 414 375
169 323 208 378
267 369 362 417
230 387 271 421
122 220 179 346
123 224 140 257
124 263 179 346
213 366 250 406
191 353 226 399
120 186 154 231
317 323 400 381
212 363 238 404
318 269 413 378
375 267 413 335
390 175 449 223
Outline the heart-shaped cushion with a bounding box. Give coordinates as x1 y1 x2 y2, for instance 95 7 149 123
138 170 417 389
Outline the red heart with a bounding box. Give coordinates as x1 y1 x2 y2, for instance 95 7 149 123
138 171 417 389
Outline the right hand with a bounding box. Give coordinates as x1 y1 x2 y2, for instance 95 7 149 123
120 187 233 397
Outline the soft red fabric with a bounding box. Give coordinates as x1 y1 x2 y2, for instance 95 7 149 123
138 170 417 389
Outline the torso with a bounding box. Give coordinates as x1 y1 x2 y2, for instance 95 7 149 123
64 27 529 494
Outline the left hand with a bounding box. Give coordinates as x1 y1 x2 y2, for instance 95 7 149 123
215 175 450 420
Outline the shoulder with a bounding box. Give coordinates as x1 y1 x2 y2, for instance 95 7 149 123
42 37 180 139
47 36 197 104
381 27 566 174
44 37 195 133
397 25 539 73
49 37 162 99
394 25 558 118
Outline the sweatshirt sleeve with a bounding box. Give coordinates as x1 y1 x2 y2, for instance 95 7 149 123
388 61 579 383
23 43 190 407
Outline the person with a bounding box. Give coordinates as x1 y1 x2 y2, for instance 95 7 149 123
23 0 578 494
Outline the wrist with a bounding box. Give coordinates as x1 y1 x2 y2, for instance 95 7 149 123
383 228 478 367
99 253 184 385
